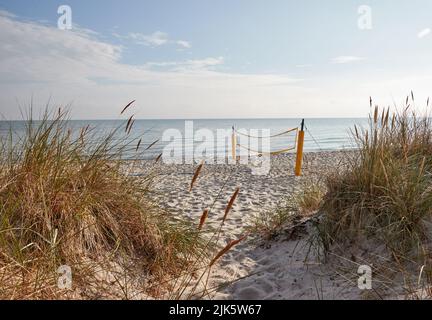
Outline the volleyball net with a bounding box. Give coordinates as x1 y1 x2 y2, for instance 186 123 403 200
234 126 299 156
231 119 305 176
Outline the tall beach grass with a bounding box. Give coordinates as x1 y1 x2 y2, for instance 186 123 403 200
318 96 432 297
0 107 208 299
0 106 245 299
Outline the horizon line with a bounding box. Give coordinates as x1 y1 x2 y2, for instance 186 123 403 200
0 116 369 121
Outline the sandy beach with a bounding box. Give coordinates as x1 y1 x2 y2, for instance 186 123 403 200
145 151 369 299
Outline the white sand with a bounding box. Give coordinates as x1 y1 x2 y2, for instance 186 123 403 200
145 151 386 300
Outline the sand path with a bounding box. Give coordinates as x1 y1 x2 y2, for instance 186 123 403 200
148 152 363 299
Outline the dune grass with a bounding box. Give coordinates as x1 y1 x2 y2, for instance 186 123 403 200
247 199 297 240
248 179 325 240
317 96 432 296
0 108 209 299
295 182 325 217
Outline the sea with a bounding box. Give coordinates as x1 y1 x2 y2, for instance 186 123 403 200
0 118 368 160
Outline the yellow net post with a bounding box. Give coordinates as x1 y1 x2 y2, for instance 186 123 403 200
295 119 305 176
231 126 237 160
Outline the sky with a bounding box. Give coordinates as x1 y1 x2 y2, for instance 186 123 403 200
1 0 432 119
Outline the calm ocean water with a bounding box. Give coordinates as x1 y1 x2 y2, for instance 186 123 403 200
0 118 368 160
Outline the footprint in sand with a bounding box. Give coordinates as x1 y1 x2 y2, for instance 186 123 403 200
237 286 265 300
254 278 274 294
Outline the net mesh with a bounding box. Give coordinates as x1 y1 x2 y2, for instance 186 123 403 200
234 127 298 156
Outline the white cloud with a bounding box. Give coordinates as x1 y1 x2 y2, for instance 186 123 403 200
331 56 365 64
115 31 191 49
0 9 15 18
146 57 224 71
417 28 431 39
128 31 168 46
176 40 191 49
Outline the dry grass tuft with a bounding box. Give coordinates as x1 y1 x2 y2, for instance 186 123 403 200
189 160 204 192
247 179 325 241
0 108 203 299
223 188 240 223
295 181 326 216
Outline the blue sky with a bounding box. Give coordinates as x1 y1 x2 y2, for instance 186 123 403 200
1 0 432 119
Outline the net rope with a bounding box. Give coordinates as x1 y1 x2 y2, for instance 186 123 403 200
237 143 296 155
304 124 324 151
234 126 298 138
234 127 298 155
